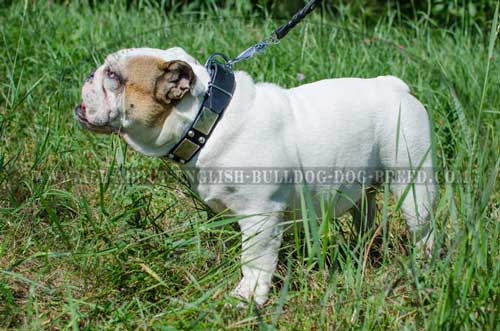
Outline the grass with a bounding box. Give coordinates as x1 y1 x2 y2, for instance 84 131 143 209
1 1 499 330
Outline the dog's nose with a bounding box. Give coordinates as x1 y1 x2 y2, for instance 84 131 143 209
85 70 96 83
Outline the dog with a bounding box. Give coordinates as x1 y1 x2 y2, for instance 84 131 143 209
75 47 436 306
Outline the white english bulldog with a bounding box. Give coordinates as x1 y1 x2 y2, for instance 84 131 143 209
75 47 436 306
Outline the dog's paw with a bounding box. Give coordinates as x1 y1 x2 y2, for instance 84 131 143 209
223 299 258 312
223 300 248 310
230 278 268 307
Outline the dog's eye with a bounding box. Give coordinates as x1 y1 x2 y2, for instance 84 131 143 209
85 69 96 82
105 67 120 81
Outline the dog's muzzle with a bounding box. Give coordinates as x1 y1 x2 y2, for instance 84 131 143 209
74 104 115 134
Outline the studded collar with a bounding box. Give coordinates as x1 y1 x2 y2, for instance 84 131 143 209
165 55 236 164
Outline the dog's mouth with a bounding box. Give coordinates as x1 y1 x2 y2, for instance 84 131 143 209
74 104 115 134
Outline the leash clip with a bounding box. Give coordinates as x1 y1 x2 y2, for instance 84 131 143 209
228 33 281 66
205 53 233 74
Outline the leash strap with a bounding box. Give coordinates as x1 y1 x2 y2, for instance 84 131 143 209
274 0 322 39
229 0 322 65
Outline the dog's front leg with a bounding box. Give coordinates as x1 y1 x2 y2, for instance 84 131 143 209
232 215 283 306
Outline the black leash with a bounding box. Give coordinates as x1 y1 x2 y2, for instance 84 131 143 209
165 0 322 163
228 0 322 66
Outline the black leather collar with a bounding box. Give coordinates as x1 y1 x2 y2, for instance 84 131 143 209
165 55 235 164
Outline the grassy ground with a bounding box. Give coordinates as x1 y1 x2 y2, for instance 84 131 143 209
1 1 499 330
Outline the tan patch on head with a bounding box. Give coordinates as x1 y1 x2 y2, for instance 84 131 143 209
123 56 170 128
122 56 195 128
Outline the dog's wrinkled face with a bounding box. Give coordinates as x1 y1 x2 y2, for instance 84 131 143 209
75 47 209 155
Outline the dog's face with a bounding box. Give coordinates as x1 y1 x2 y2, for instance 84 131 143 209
75 47 209 155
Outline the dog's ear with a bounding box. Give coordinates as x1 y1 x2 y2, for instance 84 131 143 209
155 60 196 105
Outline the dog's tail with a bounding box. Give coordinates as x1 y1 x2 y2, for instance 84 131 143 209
377 75 411 94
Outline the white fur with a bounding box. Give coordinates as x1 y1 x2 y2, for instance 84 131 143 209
81 47 437 306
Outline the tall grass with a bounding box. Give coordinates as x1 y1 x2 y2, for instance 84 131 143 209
0 1 499 329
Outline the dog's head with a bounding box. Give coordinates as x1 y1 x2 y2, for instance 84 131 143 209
75 47 210 156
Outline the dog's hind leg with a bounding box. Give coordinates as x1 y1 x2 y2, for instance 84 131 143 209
386 116 437 255
390 178 436 256
380 92 437 256
387 152 437 257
